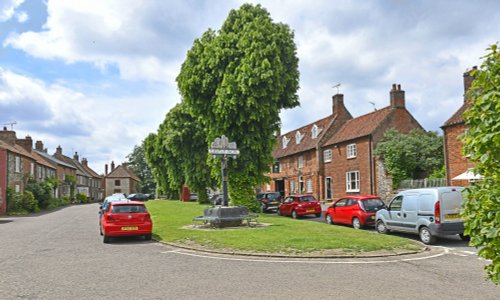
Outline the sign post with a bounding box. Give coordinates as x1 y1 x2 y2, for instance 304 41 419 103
209 135 240 206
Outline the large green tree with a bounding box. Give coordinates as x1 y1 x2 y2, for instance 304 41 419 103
161 103 214 203
461 43 500 284
176 4 300 209
125 143 156 194
375 129 444 186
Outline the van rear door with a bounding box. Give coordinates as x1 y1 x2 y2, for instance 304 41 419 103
440 188 465 223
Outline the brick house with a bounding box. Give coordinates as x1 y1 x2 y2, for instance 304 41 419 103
441 68 476 186
322 84 423 200
268 94 352 200
80 157 104 201
33 141 77 198
104 161 140 197
15 135 57 183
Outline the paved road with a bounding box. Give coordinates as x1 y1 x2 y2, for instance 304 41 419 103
0 204 498 300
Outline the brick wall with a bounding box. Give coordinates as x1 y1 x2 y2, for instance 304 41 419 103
443 123 474 186
0 149 7 215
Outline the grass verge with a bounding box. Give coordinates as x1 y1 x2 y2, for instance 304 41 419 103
146 200 422 255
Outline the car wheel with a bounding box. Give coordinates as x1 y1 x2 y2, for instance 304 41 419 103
277 208 282 216
292 210 298 219
326 214 334 225
419 226 437 245
144 234 152 241
103 235 111 244
459 233 470 241
376 220 389 234
352 217 362 229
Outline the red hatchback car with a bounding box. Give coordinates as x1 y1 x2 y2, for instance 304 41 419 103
325 195 386 229
278 195 322 219
100 201 153 243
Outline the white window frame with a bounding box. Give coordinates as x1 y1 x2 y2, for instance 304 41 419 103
15 156 21 173
311 125 319 139
346 171 360 192
30 163 34 176
295 131 303 144
306 178 313 193
282 136 289 149
290 180 296 194
298 155 304 169
323 149 332 163
347 143 357 159
15 184 20 193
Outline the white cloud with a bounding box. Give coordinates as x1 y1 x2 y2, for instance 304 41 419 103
15 10 28 23
0 0 23 22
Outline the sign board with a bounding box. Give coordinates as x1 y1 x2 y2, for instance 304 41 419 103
209 149 240 155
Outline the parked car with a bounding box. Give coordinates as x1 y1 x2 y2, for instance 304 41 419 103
277 195 321 218
100 200 153 243
190 193 198 201
324 195 386 229
375 187 467 245
127 193 149 201
99 194 127 218
257 192 283 213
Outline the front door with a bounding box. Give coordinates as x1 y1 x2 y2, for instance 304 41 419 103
325 177 332 200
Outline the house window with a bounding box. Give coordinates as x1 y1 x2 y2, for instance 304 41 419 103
15 156 21 173
299 176 304 193
272 160 280 173
347 143 357 159
282 136 289 149
290 180 296 194
325 177 332 199
37 166 42 179
295 131 303 144
266 184 271 192
114 189 121 193
323 149 332 163
30 163 35 176
306 178 313 193
346 171 360 192
311 125 319 139
298 155 304 169
115 180 121 186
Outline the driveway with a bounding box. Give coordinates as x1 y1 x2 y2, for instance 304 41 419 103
0 203 498 299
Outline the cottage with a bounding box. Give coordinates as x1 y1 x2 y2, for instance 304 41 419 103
104 161 140 197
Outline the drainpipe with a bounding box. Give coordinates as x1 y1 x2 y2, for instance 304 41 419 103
369 135 374 195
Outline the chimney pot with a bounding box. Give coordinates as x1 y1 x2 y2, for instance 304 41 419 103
111 161 115 171
56 145 62 156
35 140 44 151
105 164 108 175
390 83 405 109
73 152 79 162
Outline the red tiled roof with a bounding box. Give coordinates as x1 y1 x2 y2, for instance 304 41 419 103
324 107 392 145
106 165 140 181
0 140 35 160
442 101 471 128
81 163 101 178
31 151 56 170
272 115 335 158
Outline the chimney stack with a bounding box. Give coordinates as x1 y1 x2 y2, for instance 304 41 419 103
73 152 79 162
332 94 345 116
390 84 405 109
0 127 17 145
55 145 62 156
111 161 115 171
35 140 44 151
16 135 33 153
105 164 108 175
463 66 477 102
82 158 88 167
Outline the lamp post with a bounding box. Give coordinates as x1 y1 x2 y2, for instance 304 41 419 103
208 135 239 206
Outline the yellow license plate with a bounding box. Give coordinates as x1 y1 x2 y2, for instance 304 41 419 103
121 226 138 231
306 209 315 213
445 214 461 220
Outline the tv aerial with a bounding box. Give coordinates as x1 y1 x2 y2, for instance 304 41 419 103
332 83 341 94
369 101 377 111
4 121 17 130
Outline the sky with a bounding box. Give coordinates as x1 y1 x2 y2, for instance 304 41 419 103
0 0 499 174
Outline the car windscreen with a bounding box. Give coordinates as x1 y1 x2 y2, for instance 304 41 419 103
299 196 315 202
361 199 385 212
267 193 280 200
111 205 147 213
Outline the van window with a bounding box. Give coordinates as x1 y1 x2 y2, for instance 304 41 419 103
418 194 435 213
389 196 403 211
403 195 417 211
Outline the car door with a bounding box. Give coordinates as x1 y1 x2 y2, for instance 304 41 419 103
386 196 406 231
281 197 294 215
332 199 348 224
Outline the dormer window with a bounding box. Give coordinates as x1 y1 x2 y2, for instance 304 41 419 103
282 136 290 149
295 131 303 144
311 124 319 139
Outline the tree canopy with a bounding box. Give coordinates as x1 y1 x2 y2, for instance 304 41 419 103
176 3 300 209
125 143 156 194
461 43 500 284
374 129 444 186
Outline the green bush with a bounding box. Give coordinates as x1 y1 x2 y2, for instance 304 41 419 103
6 187 23 213
76 192 88 204
62 196 71 205
21 191 38 212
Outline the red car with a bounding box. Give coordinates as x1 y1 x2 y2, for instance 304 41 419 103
100 201 153 243
277 195 322 219
325 195 386 229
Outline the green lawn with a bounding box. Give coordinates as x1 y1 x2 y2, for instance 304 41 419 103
146 200 422 255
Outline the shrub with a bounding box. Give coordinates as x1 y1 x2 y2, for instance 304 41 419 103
76 192 88 204
21 191 38 212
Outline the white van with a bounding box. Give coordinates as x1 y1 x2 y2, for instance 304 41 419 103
375 187 467 244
